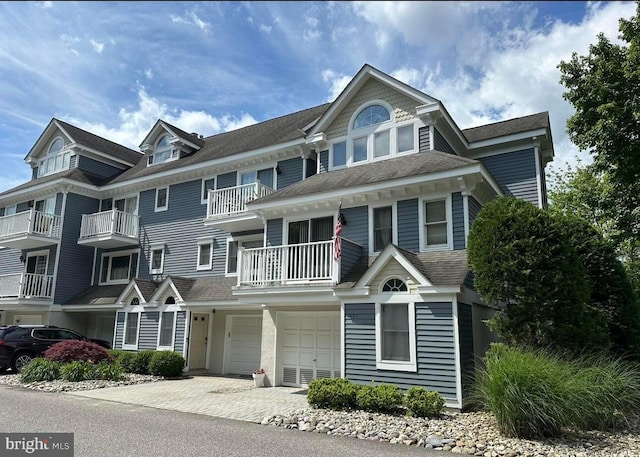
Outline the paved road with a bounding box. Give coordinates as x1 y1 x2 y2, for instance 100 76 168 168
0 386 449 457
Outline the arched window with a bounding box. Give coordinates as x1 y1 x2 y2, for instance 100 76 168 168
149 134 176 165
381 278 408 292
156 135 170 148
48 138 64 155
353 105 391 129
165 296 176 305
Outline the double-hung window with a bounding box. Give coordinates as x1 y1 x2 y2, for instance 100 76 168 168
226 238 264 275
155 187 169 212
197 239 213 271
123 313 139 349
370 204 396 253
100 250 139 284
158 311 175 349
424 199 449 248
150 244 165 274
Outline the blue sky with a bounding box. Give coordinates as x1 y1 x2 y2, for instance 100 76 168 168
0 1 636 193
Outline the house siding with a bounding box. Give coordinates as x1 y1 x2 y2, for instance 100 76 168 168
344 302 457 401
138 179 228 279
76 155 125 180
419 126 430 153
341 206 368 256
325 79 418 139
458 302 474 397
452 192 465 250
397 199 419 252
319 150 328 174
55 193 100 304
266 219 283 246
0 248 23 274
217 171 237 189
434 128 456 155
139 311 160 350
174 311 186 355
479 148 538 205
468 195 481 227
277 157 303 189
340 239 363 281
114 312 125 349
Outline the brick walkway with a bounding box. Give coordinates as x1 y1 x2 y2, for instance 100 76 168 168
68 375 309 423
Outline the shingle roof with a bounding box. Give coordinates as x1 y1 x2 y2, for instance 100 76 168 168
160 120 205 147
55 119 144 165
184 276 238 302
253 150 478 204
133 278 161 301
337 247 470 288
108 103 331 185
0 168 114 197
462 112 549 143
63 284 128 306
165 276 197 300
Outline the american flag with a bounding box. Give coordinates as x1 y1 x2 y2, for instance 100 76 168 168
334 206 343 260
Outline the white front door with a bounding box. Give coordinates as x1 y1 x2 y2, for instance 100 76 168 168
225 315 262 375
279 312 340 387
189 313 209 370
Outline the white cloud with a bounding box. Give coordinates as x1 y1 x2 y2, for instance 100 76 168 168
90 39 105 54
259 24 272 34
170 10 211 34
65 87 257 150
321 69 351 102
144 68 153 79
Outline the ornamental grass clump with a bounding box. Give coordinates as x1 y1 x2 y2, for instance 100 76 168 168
20 358 61 383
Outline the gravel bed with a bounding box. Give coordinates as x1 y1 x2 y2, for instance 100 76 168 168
0 372 164 392
261 408 640 457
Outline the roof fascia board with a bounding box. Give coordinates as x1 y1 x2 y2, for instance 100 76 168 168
24 119 65 162
355 244 431 288
73 144 140 168
0 178 102 204
466 128 548 150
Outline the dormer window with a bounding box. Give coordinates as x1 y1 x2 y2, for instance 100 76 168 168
353 104 391 129
38 136 71 177
148 134 178 166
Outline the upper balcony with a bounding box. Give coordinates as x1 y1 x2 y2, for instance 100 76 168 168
0 210 61 249
204 182 275 232
0 272 54 303
78 209 139 249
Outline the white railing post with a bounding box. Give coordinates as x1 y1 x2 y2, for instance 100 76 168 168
237 247 244 287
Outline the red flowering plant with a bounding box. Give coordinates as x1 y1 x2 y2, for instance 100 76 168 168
253 368 265 375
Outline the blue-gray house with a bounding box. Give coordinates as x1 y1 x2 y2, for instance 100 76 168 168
0 64 554 409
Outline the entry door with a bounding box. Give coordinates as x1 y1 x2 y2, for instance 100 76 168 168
189 313 209 370
226 315 262 375
280 313 340 386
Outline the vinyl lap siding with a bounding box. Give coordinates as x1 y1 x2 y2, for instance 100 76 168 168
468 196 481 227
138 312 159 350
174 311 186 355
397 199 418 251
344 302 457 401
114 312 125 349
452 192 465 250
277 157 303 189
479 149 538 205
419 126 430 153
458 303 474 396
434 128 456 155
341 206 368 255
319 150 328 173
0 248 23 273
340 239 363 281
266 219 283 246
76 155 125 180
55 193 100 304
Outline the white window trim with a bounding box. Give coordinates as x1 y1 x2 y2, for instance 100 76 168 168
368 202 398 254
197 238 214 271
157 310 176 350
375 298 417 372
201 176 217 205
225 235 264 276
378 275 409 294
282 210 337 245
237 165 278 189
418 194 453 252
150 244 165 274
25 249 50 274
99 248 140 285
155 187 169 212
148 134 179 167
348 100 395 134
122 311 140 350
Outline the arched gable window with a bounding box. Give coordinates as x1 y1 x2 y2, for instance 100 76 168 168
381 277 408 293
165 296 176 304
148 134 177 166
353 104 391 130
38 136 70 177
48 138 64 155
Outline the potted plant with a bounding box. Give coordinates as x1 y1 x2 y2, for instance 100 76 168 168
252 368 266 388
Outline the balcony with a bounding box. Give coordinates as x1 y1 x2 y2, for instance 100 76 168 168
78 209 139 248
0 210 61 249
204 182 275 232
237 240 339 287
0 273 54 300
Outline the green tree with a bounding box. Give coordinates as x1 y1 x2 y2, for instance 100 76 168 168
467 197 604 352
558 2 640 240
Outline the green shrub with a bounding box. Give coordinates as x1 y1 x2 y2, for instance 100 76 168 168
61 360 94 382
20 358 61 383
473 343 640 438
130 350 155 375
92 362 124 381
307 378 360 409
356 383 404 413
109 350 136 372
148 351 185 378
404 387 445 417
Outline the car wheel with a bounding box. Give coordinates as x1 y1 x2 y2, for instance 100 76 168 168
11 352 34 373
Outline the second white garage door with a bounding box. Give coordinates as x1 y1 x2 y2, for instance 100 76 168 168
279 312 340 387
226 315 262 376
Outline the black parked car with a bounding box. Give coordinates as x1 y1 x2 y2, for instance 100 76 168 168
0 325 112 373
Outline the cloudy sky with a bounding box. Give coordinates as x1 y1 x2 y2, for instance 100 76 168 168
0 1 635 193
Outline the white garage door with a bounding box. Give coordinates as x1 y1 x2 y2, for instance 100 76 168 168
279 312 340 387
228 315 262 375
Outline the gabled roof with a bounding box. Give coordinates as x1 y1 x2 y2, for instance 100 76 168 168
337 247 469 289
63 284 128 306
133 278 162 301
107 103 330 185
184 276 238 302
308 64 439 137
0 167 114 198
462 112 550 143
139 119 205 150
251 150 478 205
25 119 143 165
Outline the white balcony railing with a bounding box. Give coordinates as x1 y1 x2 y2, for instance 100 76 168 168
79 209 139 240
0 210 61 240
238 240 338 287
206 182 275 219
0 273 54 299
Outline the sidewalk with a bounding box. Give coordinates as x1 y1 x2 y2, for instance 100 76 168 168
67 375 310 423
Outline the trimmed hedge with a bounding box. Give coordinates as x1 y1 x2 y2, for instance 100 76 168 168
356 383 404 413
404 387 445 417
148 351 185 378
307 378 360 409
